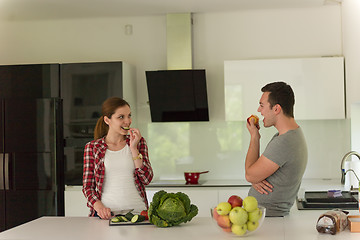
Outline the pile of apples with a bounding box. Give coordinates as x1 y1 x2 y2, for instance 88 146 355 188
212 195 262 236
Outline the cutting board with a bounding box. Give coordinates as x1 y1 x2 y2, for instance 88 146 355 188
109 220 152 226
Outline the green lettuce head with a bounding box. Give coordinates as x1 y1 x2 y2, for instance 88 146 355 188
148 190 198 227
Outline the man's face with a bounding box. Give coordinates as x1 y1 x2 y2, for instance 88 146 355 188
257 92 276 128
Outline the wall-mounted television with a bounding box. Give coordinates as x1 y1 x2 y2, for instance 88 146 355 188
146 69 209 122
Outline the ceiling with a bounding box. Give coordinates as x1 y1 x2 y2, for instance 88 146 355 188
0 0 339 21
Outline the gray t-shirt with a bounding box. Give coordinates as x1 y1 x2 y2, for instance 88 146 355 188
248 127 308 217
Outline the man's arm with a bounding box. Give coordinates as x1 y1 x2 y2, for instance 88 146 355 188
245 154 279 183
245 120 279 184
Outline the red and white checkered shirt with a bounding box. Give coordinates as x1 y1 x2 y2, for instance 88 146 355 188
82 136 153 216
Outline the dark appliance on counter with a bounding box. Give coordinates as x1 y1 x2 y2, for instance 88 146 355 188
61 62 125 186
0 64 64 232
296 191 359 210
146 69 209 122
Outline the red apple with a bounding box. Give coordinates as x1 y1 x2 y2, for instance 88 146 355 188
212 207 220 220
228 195 243 208
247 115 259 125
221 226 232 232
216 215 231 228
247 115 259 129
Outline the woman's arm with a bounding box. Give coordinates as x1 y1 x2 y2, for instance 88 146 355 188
135 137 153 185
82 142 100 207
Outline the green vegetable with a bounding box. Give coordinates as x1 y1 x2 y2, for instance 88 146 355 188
125 212 135 221
120 216 128 222
148 190 198 228
131 214 146 223
111 217 121 223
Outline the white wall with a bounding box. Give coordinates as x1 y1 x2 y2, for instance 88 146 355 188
342 0 360 177
342 0 360 117
0 5 350 181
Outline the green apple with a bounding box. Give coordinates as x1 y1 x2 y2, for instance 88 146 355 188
231 223 247 236
229 207 248 225
216 202 232 216
243 196 258 212
247 220 259 231
248 207 262 222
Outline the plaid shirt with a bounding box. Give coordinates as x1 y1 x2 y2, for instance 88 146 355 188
82 136 153 216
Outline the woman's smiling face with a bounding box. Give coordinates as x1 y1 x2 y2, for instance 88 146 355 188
104 105 132 135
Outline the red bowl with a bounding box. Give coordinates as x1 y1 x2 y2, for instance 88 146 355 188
184 171 209 184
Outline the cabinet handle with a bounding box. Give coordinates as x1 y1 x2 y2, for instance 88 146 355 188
0 153 4 190
4 153 9 190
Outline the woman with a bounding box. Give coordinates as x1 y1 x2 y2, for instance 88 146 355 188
82 97 153 219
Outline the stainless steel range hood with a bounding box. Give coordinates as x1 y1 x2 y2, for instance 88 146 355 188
166 13 193 70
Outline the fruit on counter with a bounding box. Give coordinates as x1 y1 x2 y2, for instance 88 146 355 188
221 226 232 232
213 195 263 236
229 207 248 225
248 207 262 222
212 207 220 220
227 195 243 208
216 202 232 215
216 215 231 229
148 190 198 228
231 223 247 236
247 220 259 231
243 196 258 212
140 210 149 220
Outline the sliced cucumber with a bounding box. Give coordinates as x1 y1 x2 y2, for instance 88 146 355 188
120 216 128 222
111 217 121 223
131 214 146 223
125 212 135 221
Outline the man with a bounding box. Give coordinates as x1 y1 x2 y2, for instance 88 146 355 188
245 81 308 217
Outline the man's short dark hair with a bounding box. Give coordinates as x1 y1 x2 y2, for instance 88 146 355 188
261 82 295 118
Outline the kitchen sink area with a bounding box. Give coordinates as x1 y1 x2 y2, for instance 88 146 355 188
296 190 359 210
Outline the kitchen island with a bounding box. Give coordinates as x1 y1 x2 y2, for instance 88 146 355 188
0 206 359 240
65 178 358 217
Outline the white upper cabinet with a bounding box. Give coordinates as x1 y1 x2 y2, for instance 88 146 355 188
224 57 345 121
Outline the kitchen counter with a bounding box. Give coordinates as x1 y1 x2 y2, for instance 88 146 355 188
147 179 251 187
65 178 349 189
0 207 359 240
147 178 351 188
64 178 358 217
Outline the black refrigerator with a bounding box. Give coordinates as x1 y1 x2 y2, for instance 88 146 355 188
0 64 64 232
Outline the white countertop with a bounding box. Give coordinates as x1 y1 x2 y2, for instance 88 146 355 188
0 207 359 240
4 177 360 240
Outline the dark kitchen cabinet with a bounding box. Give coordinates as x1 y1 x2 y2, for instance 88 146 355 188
60 62 136 186
0 63 63 232
0 64 60 98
